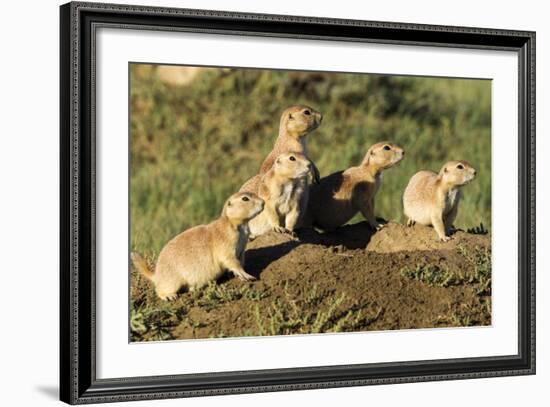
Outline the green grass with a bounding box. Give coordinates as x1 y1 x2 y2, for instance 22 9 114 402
198 281 267 310
458 245 492 295
400 264 457 287
130 281 267 340
400 245 491 294
130 279 382 340
130 64 491 256
251 283 381 336
130 299 181 341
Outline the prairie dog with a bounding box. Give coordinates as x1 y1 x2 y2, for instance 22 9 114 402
241 105 322 226
403 160 477 242
131 192 264 300
260 104 322 178
240 105 323 193
308 142 405 231
247 152 312 238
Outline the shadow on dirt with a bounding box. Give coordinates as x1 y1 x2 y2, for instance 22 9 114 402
299 221 378 250
244 221 380 276
245 239 301 278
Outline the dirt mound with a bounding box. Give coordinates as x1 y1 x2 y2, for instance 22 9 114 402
130 222 491 341
249 221 490 254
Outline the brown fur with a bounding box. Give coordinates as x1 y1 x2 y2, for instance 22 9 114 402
131 192 264 300
307 142 404 231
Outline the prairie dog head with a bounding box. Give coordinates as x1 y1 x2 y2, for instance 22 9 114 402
439 160 477 187
280 105 322 138
223 192 265 224
272 152 312 180
362 142 405 170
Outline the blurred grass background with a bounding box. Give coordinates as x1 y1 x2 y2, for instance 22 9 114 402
130 64 491 256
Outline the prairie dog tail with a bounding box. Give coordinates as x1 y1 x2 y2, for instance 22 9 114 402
130 252 154 280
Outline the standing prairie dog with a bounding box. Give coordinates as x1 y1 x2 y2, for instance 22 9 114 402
246 152 312 239
260 104 322 175
308 142 405 231
131 192 264 300
241 105 322 193
403 160 477 242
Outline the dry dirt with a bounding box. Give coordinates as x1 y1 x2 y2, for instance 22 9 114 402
130 222 491 341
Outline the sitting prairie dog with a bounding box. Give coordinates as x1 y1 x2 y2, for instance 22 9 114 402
131 192 264 300
403 160 477 242
307 142 404 231
241 105 323 193
246 152 312 239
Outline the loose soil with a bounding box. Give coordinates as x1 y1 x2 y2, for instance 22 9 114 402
130 222 491 341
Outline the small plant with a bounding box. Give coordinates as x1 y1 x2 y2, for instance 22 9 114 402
467 222 489 235
435 313 474 327
401 245 491 296
198 282 266 309
328 306 383 333
130 307 147 334
400 264 457 287
457 245 492 295
252 283 382 336
304 284 322 306
311 293 347 333
244 288 269 301
130 301 179 341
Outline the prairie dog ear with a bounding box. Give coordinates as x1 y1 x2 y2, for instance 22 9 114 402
368 144 378 157
362 145 375 166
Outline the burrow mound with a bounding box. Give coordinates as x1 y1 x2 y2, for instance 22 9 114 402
246 221 490 263
131 222 491 341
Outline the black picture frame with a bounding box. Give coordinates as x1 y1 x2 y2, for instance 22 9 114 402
60 1 536 404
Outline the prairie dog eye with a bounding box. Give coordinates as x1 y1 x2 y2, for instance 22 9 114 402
383 145 391 151
242 196 249 202
303 109 311 115
289 156 296 161
457 164 464 170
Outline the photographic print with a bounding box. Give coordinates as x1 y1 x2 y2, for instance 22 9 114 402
129 64 492 342
60 4 535 403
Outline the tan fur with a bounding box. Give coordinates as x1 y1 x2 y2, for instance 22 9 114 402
246 152 312 238
240 105 322 228
259 105 322 177
403 160 476 242
131 192 264 300
239 174 261 194
130 252 154 280
307 142 405 231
